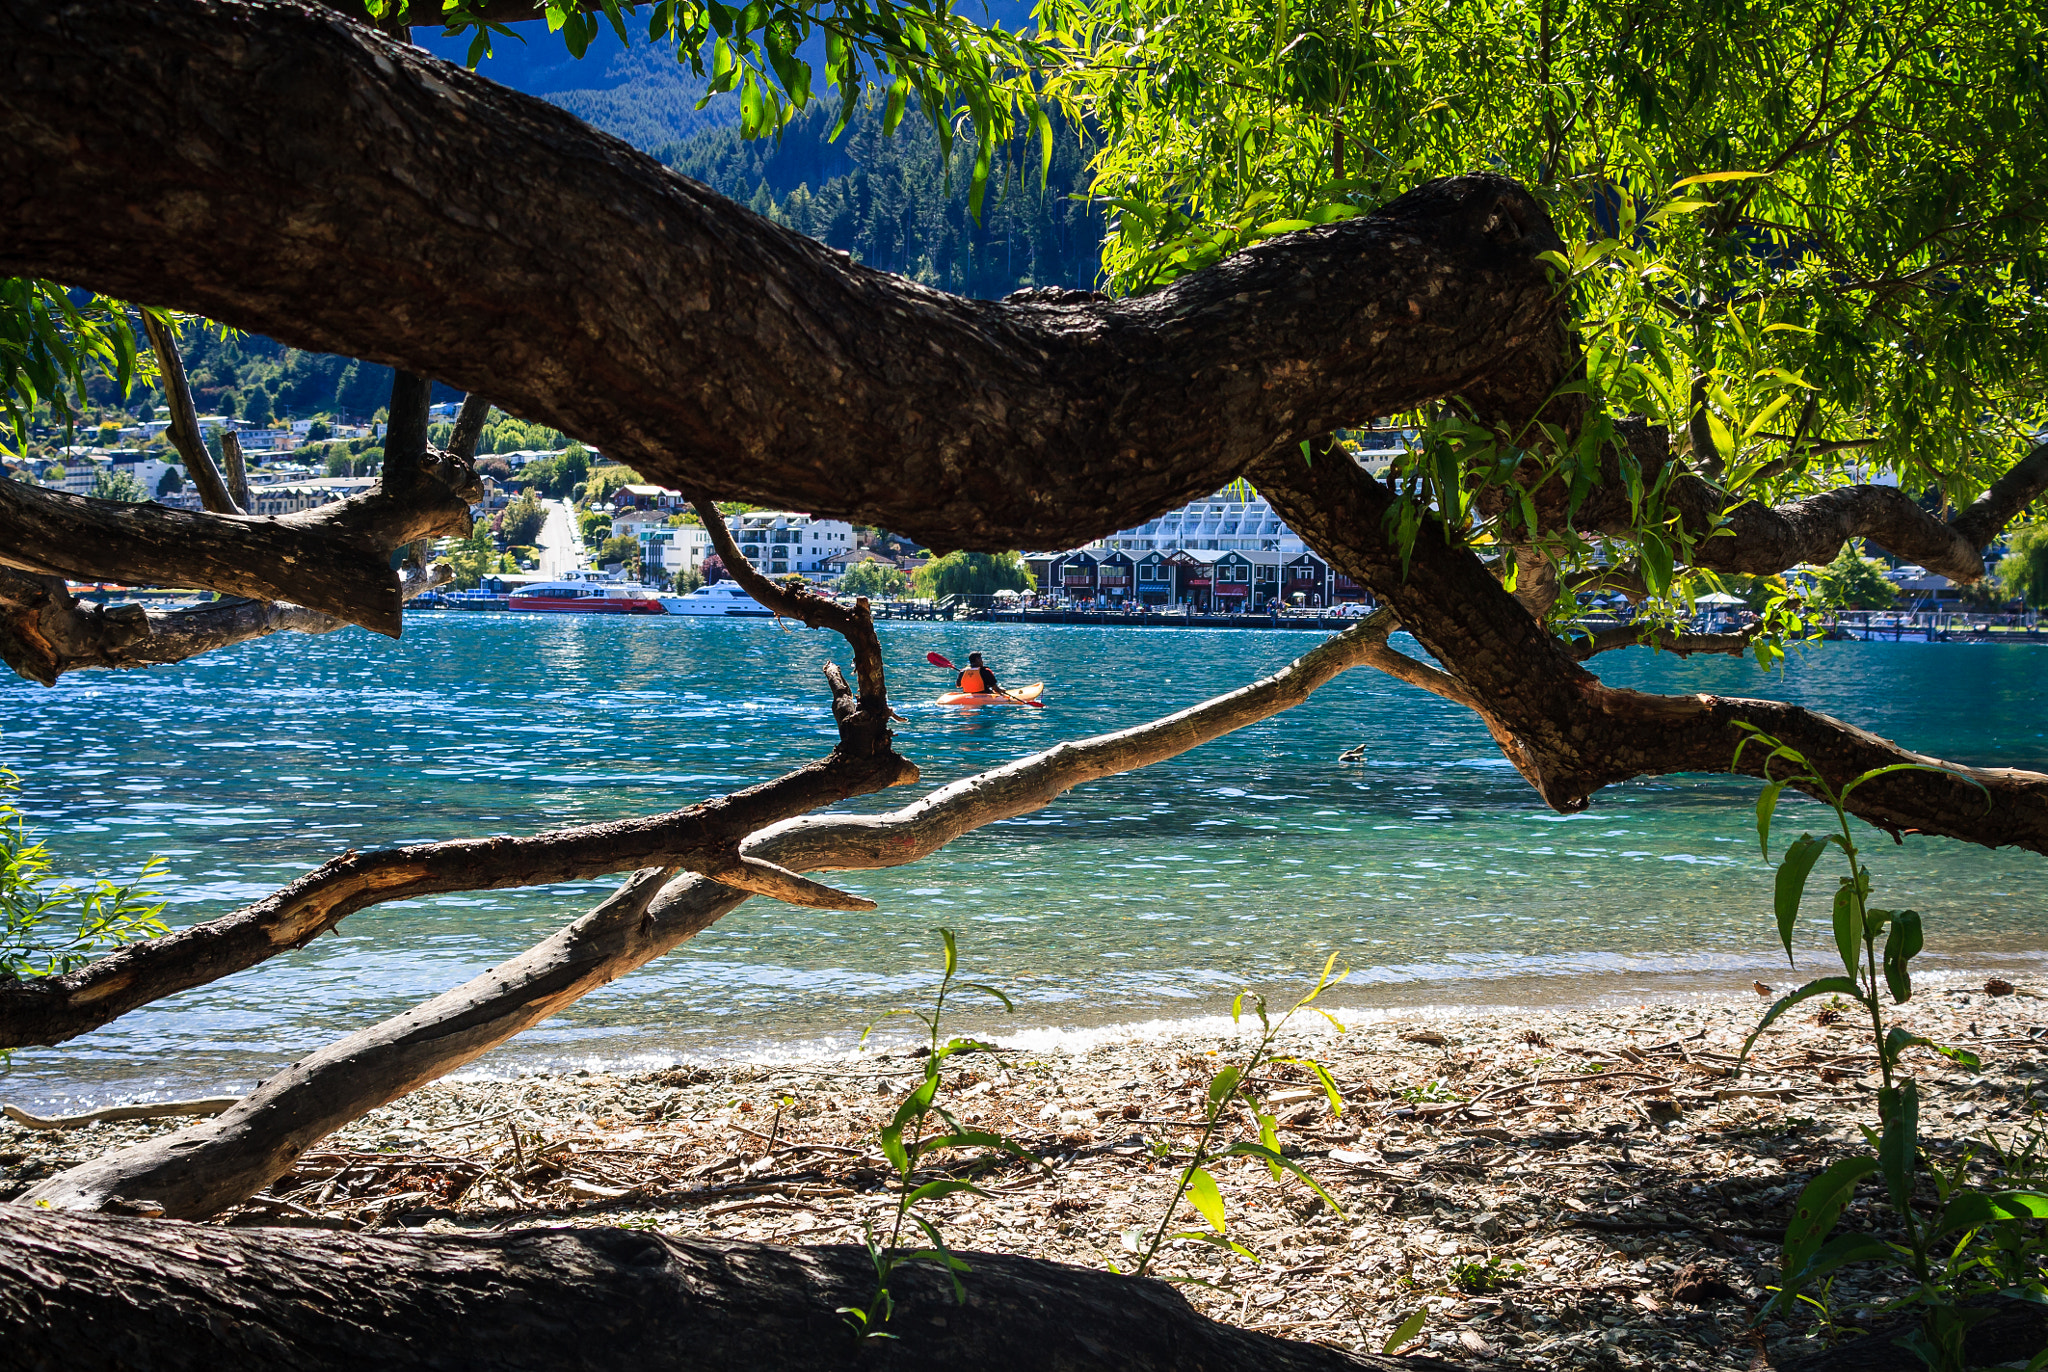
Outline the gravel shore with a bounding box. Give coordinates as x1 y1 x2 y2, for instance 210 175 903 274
6 975 2044 1369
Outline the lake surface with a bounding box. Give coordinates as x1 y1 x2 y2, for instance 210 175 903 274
5 617 2046 1107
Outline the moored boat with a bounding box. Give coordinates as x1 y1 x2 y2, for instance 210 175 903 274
657 583 775 617
507 572 667 615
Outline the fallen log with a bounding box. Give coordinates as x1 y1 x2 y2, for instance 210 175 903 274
0 1211 1477 1372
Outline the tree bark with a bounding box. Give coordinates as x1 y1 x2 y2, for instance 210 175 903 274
1252 450 2048 850
0 1211 1458 1372
0 562 448 686
0 473 472 637
1 0 1568 554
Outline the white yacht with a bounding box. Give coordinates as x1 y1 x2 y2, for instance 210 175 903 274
658 582 774 617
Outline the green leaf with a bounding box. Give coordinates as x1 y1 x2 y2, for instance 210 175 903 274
1884 1027 1981 1074
1782 1154 1880 1280
1878 1081 1918 1214
906 1178 988 1206
1670 170 1770 189
1221 1141 1343 1216
1207 1065 1241 1106
1774 835 1830 964
1739 977 1864 1072
1639 529 1673 595
1762 1231 1894 1318
1185 1166 1226 1232
1756 780 1785 859
1883 909 1922 1002
1382 1308 1427 1354
1831 881 1865 978
1992 1192 2048 1220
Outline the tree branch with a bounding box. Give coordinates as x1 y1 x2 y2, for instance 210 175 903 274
0 476 473 637
138 312 239 514
0 0 1567 555
24 618 1396 1214
0 563 450 686
1565 624 1758 662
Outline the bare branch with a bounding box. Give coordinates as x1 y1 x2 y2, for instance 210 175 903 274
0 564 450 686
139 312 238 515
0 478 470 637
1565 624 1758 661
218 429 251 511
447 393 492 462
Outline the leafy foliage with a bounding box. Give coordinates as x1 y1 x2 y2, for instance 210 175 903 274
911 550 1034 597
842 929 1035 1338
87 469 147 503
418 0 1059 217
1732 728 2048 1370
1995 525 2048 610
1121 954 1348 1281
0 771 170 985
839 558 910 598
1046 0 2048 641
497 490 548 547
667 99 1103 296
1809 544 1899 611
0 283 152 455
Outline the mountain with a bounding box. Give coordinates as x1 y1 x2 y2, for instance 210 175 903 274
418 24 735 152
666 103 1105 299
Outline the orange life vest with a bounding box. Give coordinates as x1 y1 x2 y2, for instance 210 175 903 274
957 669 988 693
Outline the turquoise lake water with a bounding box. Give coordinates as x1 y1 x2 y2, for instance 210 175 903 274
4 617 2046 1107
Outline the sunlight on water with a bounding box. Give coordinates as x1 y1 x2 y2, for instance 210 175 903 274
4 616 2046 1106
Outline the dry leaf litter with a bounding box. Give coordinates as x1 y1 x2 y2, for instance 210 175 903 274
6 975 2044 1370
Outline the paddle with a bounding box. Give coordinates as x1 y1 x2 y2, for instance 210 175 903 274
925 651 1044 707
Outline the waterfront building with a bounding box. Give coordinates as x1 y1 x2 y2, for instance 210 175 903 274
727 511 855 575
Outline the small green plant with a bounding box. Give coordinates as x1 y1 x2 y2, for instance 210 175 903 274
1120 954 1348 1280
0 769 169 983
1450 1255 1524 1294
1733 727 2048 1372
840 929 1036 1340
1398 1078 1463 1104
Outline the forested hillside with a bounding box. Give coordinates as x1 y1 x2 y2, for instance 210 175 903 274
666 104 1105 299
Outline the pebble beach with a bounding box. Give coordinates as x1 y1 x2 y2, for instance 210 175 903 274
7 975 2044 1369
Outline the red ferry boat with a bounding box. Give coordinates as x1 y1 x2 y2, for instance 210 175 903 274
506 573 667 615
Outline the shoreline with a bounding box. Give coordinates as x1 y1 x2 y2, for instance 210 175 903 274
8 974 2044 1369
10 951 2048 1115
13 949 2048 1112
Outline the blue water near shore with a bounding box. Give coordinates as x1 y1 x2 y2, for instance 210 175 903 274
4 617 2046 1106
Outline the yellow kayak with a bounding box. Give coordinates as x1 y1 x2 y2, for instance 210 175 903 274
934 681 1046 706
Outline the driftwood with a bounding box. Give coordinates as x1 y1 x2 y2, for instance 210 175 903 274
0 1211 1474 1372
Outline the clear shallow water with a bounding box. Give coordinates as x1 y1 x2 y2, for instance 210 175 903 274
5 618 2047 1107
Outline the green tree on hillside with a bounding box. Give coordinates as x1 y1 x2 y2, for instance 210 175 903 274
154 465 183 499
87 468 144 502
497 489 546 547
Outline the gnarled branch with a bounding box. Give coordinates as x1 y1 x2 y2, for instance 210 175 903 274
0 563 449 686
1 0 1567 555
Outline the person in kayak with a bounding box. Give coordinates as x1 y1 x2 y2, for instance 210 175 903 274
956 652 1003 695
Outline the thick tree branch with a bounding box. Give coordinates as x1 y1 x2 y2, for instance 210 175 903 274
0 1211 1432 1372
0 563 449 686
1577 429 2048 585
0 476 472 637
1 0 1567 554
1251 446 2048 849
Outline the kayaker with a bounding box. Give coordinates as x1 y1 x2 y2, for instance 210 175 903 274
956 652 1003 695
